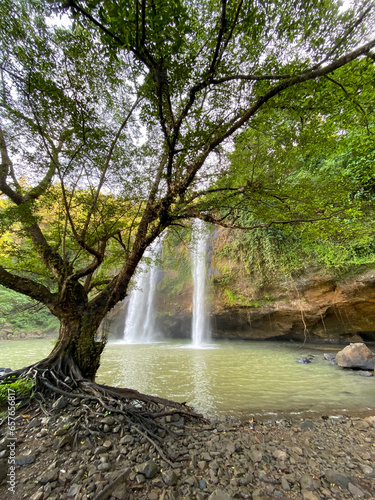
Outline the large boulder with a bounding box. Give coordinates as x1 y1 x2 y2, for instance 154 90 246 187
336 343 375 370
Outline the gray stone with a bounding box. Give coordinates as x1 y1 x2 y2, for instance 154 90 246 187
297 357 311 364
281 477 290 491
98 462 110 472
301 419 315 430
199 478 207 489
336 343 375 370
348 483 365 498
95 446 108 454
352 419 370 430
359 464 373 475
120 435 134 445
57 433 73 448
27 418 41 430
101 416 115 426
112 485 129 500
162 469 178 486
184 475 198 487
300 474 316 491
273 450 287 461
364 416 375 428
38 468 58 484
208 489 233 500
226 442 236 455
43 483 52 496
302 492 321 500
52 396 70 410
324 353 337 363
252 489 271 500
103 439 113 449
15 455 36 466
30 491 44 500
54 427 68 436
250 450 263 462
67 484 81 497
36 429 49 438
135 459 159 479
324 470 351 489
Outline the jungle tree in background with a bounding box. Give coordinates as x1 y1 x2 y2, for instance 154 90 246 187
0 0 374 400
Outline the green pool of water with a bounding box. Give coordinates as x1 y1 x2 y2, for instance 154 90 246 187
1 339 374 419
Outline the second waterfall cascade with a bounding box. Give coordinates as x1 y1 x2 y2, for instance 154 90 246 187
190 219 212 347
123 236 164 343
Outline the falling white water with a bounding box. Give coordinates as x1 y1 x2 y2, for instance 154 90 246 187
190 219 211 347
123 237 164 343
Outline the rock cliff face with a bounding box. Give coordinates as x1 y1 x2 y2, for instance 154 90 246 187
212 271 375 342
152 270 375 342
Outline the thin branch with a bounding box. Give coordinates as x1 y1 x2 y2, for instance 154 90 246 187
310 3 374 71
324 74 374 135
209 0 227 75
80 96 142 241
186 210 346 230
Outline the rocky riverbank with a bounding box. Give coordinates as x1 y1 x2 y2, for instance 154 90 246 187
1 400 374 500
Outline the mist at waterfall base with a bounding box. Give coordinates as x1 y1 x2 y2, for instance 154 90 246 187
123 220 212 347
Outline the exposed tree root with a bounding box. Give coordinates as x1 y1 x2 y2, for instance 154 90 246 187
0 358 205 466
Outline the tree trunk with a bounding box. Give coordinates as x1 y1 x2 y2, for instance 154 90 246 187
45 312 106 381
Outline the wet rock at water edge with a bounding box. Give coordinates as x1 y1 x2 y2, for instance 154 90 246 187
336 342 375 370
323 353 337 365
297 357 312 364
0 368 12 375
357 370 373 377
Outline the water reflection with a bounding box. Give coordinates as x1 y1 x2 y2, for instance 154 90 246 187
188 349 216 416
97 340 375 418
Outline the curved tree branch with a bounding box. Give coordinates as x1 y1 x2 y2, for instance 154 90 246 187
0 265 57 310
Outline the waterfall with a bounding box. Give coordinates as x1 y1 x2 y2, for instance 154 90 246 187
123 236 164 343
190 219 211 347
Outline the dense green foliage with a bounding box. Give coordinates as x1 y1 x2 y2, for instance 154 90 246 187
0 286 59 335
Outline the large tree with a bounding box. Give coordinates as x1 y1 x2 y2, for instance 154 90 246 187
0 0 375 396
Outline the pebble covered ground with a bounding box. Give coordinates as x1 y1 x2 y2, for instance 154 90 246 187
0 396 374 500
